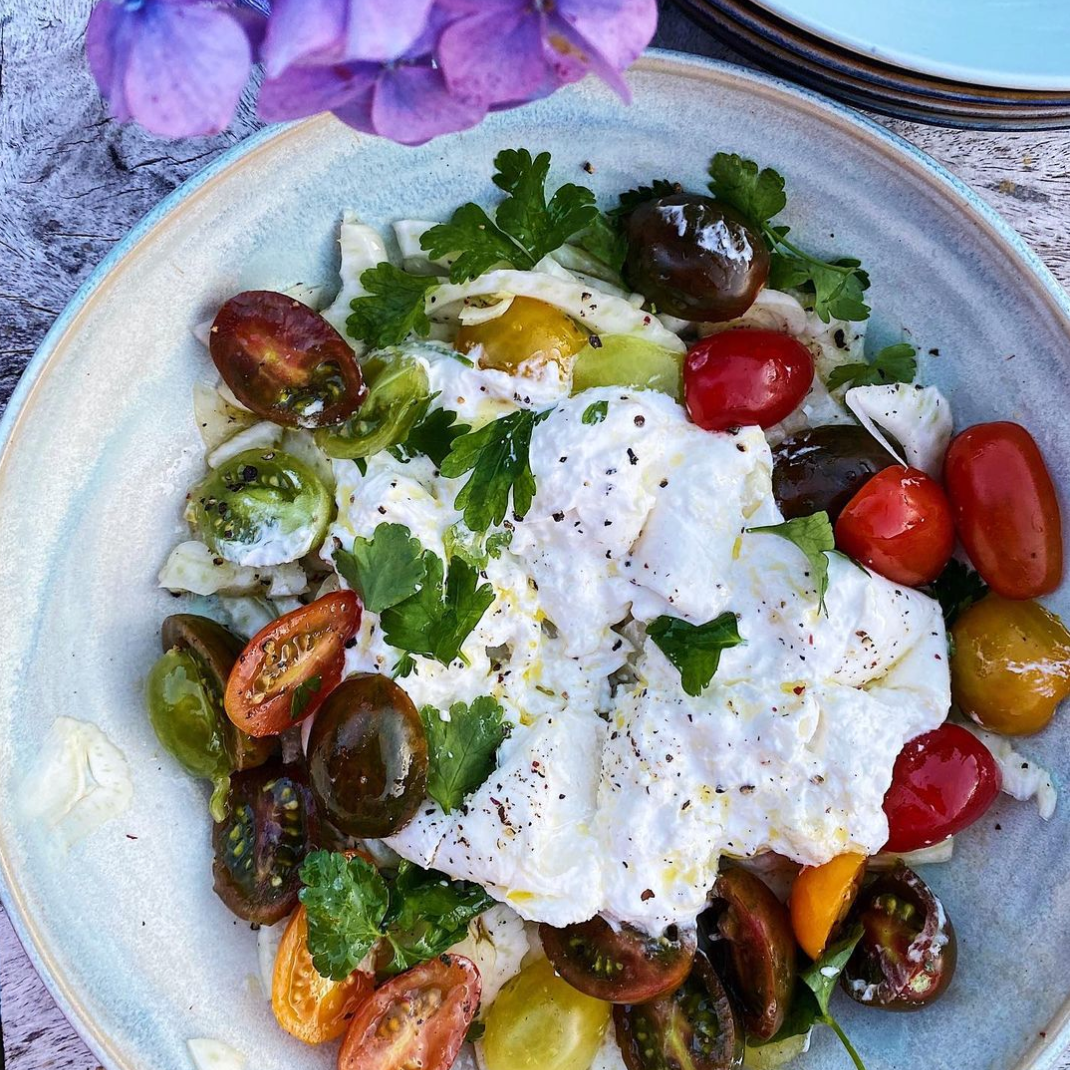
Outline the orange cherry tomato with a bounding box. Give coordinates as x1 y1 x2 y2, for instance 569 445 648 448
338 954 480 1070
225 592 361 737
272 906 373 1044
788 852 866 960
454 297 587 374
834 466 954 587
944 422 1063 599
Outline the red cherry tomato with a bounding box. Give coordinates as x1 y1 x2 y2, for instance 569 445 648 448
684 329 814 431
834 466 954 586
944 422 1063 600
883 725 1002 853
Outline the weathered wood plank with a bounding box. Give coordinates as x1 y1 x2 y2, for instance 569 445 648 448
1 2 1068 1069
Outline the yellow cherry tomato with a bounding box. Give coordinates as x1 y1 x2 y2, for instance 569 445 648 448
271 906 372 1044
571 334 684 401
951 594 1070 735
788 852 866 960
482 956 611 1070
454 297 587 374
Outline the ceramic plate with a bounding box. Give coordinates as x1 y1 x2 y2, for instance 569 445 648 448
2 52 1070 1070
750 0 1070 91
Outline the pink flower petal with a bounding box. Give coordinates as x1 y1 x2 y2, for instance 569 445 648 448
559 0 658 73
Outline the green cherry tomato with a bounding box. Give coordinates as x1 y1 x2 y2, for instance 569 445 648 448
571 335 684 401
316 353 430 460
187 448 332 567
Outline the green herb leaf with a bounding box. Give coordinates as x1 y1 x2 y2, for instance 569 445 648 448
582 400 610 425
572 213 628 275
290 674 322 721
380 861 494 976
420 149 598 284
380 552 496 668
466 1021 487 1043
708 153 870 323
708 152 787 225
486 530 514 559
299 850 390 981
647 612 743 697
609 178 680 219
334 523 426 614
747 512 835 613
927 559 989 628
421 697 509 814
826 343 918 392
401 407 472 468
801 924 864 1015
421 202 527 284
347 264 438 348
440 409 548 533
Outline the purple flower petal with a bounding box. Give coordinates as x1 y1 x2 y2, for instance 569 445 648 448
87 0 252 138
261 0 346 77
364 63 487 145
341 0 436 62
258 61 379 122
559 0 658 75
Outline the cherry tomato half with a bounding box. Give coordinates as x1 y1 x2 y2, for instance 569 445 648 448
210 290 367 428
225 592 361 738
951 594 1070 735
707 868 796 1041
613 952 743 1070
789 853 866 961
944 422 1063 599
684 330 814 432
455 297 588 375
272 905 373 1044
842 865 957 1011
539 915 696 1004
338 954 480 1070
882 724 1002 853
834 466 954 587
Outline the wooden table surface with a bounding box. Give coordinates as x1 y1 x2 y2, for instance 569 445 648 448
1 2 1069 1068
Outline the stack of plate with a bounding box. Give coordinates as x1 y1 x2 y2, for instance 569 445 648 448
674 0 1070 128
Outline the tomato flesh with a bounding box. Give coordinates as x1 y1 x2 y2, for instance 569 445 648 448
882 724 1001 853
539 915 696 1004
455 297 587 374
338 954 480 1070
225 592 361 738
684 330 814 432
944 422 1062 599
789 853 865 961
211 290 367 428
834 466 954 586
273 905 373 1044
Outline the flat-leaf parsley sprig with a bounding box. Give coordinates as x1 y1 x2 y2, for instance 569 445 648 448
708 153 870 324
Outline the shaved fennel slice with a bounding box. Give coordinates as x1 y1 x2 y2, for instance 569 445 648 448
21 718 133 849
256 920 288 998
448 904 529 1012
870 837 955 869
218 596 277 640
282 428 336 492
192 383 256 451
322 212 390 344
961 723 1057 819
187 1039 245 1070
745 1031 813 1068
846 383 953 479
206 421 282 469
394 219 453 276
159 541 307 598
429 269 686 353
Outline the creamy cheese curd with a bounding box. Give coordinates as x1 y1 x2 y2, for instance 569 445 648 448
322 344 951 933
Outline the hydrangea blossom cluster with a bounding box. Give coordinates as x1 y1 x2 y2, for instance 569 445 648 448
86 0 658 144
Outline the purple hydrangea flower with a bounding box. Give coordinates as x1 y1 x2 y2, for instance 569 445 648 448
435 0 658 108
86 0 259 138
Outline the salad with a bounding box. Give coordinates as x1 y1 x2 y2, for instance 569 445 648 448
145 147 1068 1070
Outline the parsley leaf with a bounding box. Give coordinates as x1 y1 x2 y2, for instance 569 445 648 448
420 149 598 284
709 153 870 323
334 523 426 614
420 697 509 814
826 343 918 392
401 406 472 468
757 925 868 1070
572 213 628 275
380 861 494 976
747 512 835 613
299 851 389 981
380 552 496 668
582 400 609 425
927 559 988 628
290 674 322 721
647 612 743 696
486 530 513 559
609 178 680 219
440 409 548 533
347 264 437 347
